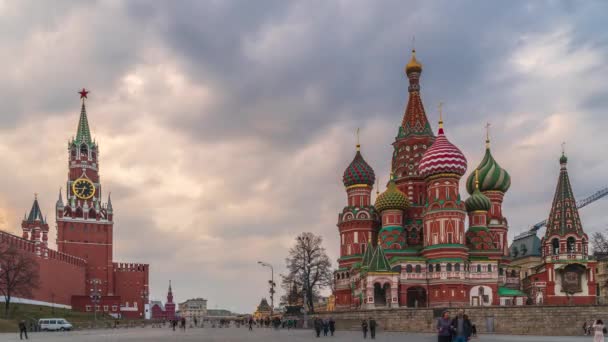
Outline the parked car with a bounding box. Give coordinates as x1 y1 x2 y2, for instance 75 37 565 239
38 318 73 331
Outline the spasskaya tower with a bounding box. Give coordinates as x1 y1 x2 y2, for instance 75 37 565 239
56 88 115 296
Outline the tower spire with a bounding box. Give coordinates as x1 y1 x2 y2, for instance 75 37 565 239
75 88 92 145
356 128 360 151
400 48 433 138
545 150 582 237
438 102 444 134
485 122 491 149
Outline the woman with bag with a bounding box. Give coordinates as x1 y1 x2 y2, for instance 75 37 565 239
592 319 606 342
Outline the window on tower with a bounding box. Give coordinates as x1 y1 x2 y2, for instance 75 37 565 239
71 148 76 159
80 144 88 157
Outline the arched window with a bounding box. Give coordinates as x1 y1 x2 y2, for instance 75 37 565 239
80 143 88 157
499 268 504 276
511 270 517 277
567 237 576 252
487 264 492 273
477 264 482 273
406 264 413 273
455 263 461 272
446 263 452 272
428 264 433 273
552 238 560 255
435 264 441 272
71 148 77 159
415 265 421 273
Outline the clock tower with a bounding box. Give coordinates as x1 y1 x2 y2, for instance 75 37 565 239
57 88 115 296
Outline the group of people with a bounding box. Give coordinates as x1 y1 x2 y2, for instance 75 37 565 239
583 320 606 342
313 318 336 337
360 317 377 339
436 310 476 342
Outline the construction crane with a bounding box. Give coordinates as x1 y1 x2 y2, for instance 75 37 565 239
528 186 608 233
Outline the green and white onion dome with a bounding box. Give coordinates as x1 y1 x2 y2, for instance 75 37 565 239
466 146 510 194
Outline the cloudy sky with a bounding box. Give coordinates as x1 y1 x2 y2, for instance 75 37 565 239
0 0 607 313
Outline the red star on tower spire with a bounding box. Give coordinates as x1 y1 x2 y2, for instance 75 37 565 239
78 88 89 99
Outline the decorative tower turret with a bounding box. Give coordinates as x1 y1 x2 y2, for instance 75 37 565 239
21 195 49 256
465 125 511 255
540 150 596 304
392 50 435 247
465 170 494 251
337 133 378 269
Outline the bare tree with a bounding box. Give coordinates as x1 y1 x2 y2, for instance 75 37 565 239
0 244 40 317
282 232 332 314
591 231 608 254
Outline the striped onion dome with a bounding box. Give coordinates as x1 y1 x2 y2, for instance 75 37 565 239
466 146 511 194
419 124 467 178
375 177 409 212
343 147 375 187
465 186 492 212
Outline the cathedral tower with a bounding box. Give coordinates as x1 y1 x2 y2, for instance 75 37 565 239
21 195 49 257
56 89 115 296
392 50 435 247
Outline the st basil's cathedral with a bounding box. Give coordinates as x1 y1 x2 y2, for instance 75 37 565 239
333 50 597 309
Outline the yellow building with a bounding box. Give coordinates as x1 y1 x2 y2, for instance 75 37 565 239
253 298 272 320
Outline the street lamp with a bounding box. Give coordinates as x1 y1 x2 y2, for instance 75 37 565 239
257 261 275 315
90 279 102 322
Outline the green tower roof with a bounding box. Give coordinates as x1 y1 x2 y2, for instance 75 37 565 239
466 138 510 194
368 244 392 272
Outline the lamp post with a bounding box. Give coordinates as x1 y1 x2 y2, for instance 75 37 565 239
257 261 275 315
90 279 101 322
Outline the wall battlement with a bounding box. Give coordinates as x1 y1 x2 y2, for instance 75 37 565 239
113 262 149 272
0 230 86 267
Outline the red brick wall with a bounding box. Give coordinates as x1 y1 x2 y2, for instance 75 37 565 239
113 263 149 319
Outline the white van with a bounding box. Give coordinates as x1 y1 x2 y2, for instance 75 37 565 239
38 318 73 331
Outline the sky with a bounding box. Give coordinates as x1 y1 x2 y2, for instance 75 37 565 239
0 0 607 313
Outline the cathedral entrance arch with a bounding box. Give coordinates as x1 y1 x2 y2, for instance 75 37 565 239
406 286 427 307
373 283 389 307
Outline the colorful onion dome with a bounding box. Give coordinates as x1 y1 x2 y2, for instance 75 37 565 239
375 177 409 212
419 120 467 178
342 145 375 187
465 139 511 194
465 171 492 212
405 49 422 74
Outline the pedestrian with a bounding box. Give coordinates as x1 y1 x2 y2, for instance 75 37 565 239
172 320 177 331
194 317 198 327
592 319 606 342
369 317 377 339
437 310 452 342
249 318 253 331
314 318 322 338
329 318 336 336
450 311 472 342
361 319 368 339
181 317 186 331
18 320 28 340
323 318 329 336
471 321 477 338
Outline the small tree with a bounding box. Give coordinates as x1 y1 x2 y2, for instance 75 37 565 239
282 232 332 314
591 231 608 254
0 244 40 317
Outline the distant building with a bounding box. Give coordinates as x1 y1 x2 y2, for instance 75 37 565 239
594 252 608 304
253 298 272 319
151 281 176 320
178 298 207 321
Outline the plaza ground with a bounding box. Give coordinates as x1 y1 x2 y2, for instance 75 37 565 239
0 327 595 341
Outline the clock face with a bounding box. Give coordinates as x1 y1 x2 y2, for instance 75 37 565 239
72 178 95 199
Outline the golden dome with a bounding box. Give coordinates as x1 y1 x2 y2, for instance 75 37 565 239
405 49 422 74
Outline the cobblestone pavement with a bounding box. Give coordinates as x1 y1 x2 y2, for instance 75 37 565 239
0 327 595 341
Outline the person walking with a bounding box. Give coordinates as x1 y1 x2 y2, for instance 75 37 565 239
592 319 606 342
314 318 322 338
437 311 452 342
322 318 329 336
181 317 187 331
248 318 253 331
18 320 28 340
329 318 336 336
369 317 377 339
450 311 472 342
361 319 368 339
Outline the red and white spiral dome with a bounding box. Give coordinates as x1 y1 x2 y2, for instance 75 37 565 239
419 125 467 178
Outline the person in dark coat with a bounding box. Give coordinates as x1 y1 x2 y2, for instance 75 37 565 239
329 318 336 336
314 318 322 337
18 320 28 340
248 318 253 331
323 319 329 336
361 319 368 339
369 317 377 339
450 310 472 342
437 311 452 342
